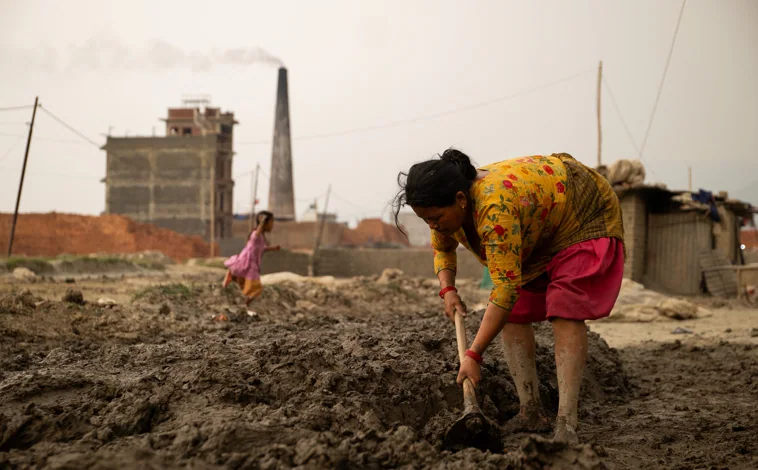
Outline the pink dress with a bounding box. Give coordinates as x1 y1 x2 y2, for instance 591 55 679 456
224 232 267 281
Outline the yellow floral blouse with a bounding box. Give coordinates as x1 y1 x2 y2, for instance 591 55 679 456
432 153 624 311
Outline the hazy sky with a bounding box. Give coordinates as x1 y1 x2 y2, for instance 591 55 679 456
1 0 756 224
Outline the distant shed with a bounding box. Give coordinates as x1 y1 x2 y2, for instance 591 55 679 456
617 185 753 295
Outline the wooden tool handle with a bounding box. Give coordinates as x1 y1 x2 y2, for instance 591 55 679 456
454 309 479 410
454 309 468 363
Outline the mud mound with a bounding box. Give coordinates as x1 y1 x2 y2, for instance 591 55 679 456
0 212 211 261
0 273 628 468
0 289 40 316
607 279 712 322
1 254 170 278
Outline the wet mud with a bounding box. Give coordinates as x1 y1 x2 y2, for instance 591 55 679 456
1 272 757 469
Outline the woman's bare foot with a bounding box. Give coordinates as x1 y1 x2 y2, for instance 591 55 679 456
503 405 552 433
552 416 579 444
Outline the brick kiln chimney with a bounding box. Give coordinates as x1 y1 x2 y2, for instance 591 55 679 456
268 67 295 221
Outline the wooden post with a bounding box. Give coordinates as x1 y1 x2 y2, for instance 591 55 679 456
308 197 319 277
311 197 319 252
7 97 39 257
688 166 693 192
596 60 603 168
313 185 332 255
248 164 260 233
252 171 255 232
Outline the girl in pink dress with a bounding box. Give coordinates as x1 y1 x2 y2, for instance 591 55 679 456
223 211 280 306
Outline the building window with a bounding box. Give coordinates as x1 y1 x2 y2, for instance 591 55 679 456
182 127 192 136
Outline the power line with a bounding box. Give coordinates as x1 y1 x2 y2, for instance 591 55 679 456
39 105 101 148
602 78 639 154
0 135 25 165
639 0 687 158
258 166 270 180
235 168 253 178
237 67 595 146
603 77 657 178
1 104 102 148
35 137 93 145
0 132 95 145
0 165 101 180
331 191 380 214
0 105 34 112
234 163 270 180
297 191 328 203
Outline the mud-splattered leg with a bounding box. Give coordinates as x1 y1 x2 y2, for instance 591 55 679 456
551 318 588 444
501 323 551 433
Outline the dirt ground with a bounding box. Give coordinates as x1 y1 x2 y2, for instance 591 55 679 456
1 266 757 469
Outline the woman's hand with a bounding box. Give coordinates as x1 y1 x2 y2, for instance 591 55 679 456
442 291 467 322
456 356 481 387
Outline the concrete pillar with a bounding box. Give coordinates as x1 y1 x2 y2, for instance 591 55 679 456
268 67 296 221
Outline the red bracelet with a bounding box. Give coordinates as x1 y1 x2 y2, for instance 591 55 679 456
439 286 458 299
465 349 483 364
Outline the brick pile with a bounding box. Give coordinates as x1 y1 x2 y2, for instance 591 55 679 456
0 213 212 261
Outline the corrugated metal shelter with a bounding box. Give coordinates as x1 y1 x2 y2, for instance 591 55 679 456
618 186 754 296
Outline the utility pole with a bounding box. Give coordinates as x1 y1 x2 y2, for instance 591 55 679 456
248 164 260 233
313 185 332 256
597 60 603 168
688 166 693 193
311 196 319 249
209 157 216 258
7 97 39 257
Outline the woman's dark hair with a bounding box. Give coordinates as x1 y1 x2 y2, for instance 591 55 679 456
391 148 477 232
256 211 274 228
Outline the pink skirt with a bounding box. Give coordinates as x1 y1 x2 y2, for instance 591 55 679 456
508 237 624 324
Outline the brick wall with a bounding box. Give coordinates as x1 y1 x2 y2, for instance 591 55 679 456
313 248 484 280
620 192 647 282
219 245 485 280
260 250 311 276
232 220 345 250
218 238 246 257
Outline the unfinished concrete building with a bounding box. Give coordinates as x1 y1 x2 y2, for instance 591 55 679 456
102 104 237 240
